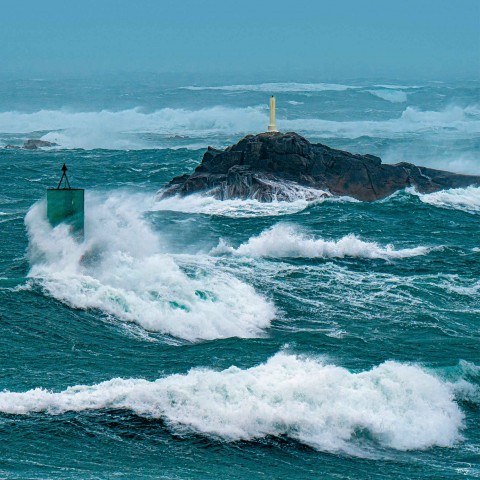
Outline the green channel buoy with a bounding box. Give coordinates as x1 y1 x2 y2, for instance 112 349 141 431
47 164 84 237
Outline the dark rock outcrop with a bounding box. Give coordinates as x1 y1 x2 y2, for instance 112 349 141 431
160 132 480 202
23 139 58 150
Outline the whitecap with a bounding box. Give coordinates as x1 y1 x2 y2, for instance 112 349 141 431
0 352 465 455
0 104 478 150
409 186 480 214
25 192 274 341
153 193 317 218
367 89 408 103
153 184 358 218
211 224 430 260
181 82 358 93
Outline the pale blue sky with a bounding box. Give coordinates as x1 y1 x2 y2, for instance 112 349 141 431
1 0 479 80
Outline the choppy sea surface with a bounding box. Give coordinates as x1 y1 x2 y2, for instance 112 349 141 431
0 76 479 479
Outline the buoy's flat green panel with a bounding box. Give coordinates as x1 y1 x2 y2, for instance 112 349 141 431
47 189 84 234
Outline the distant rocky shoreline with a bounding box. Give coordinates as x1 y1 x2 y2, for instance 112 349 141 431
4 139 57 150
159 132 480 202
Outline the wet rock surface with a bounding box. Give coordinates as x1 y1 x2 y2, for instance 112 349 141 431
23 139 58 149
161 132 480 202
4 139 58 150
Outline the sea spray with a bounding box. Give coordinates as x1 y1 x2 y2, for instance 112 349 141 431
25 192 274 341
0 353 466 455
0 104 478 150
211 224 431 260
182 82 358 92
409 186 480 214
152 191 357 218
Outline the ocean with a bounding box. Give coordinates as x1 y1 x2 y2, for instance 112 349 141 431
0 76 479 479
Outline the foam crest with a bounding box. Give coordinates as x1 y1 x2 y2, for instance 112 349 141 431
283 105 480 138
1 104 478 150
212 224 430 260
0 353 465 454
0 106 267 149
182 82 357 92
153 194 315 218
373 84 423 89
384 150 480 175
367 89 407 103
411 186 480 214
25 192 274 341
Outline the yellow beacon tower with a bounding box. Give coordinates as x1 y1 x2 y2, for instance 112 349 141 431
268 95 278 132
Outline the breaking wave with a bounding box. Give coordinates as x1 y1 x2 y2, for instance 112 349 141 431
181 82 358 92
152 190 331 218
24 192 274 341
410 186 480 214
367 89 408 103
286 105 480 139
0 352 467 455
211 224 430 260
0 104 478 150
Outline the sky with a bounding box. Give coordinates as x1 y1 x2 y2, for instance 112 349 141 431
1 0 479 80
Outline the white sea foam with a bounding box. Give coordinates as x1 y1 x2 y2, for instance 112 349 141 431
0 352 465 454
0 104 478 150
284 105 480 139
152 191 326 218
153 187 357 218
373 84 423 89
384 149 480 175
212 224 430 260
25 192 274 341
410 186 480 214
367 89 408 103
0 106 267 150
182 82 358 92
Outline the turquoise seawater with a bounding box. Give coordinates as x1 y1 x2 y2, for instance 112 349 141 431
0 77 479 479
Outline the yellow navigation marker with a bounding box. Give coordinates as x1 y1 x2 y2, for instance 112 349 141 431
268 95 278 132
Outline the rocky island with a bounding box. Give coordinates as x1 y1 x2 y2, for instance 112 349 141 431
4 139 58 150
159 132 480 202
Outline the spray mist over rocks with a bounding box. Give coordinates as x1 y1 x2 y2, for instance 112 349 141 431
0 352 468 455
25 191 275 341
0 103 479 151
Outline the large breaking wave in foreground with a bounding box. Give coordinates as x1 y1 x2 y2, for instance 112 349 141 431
1 352 475 456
